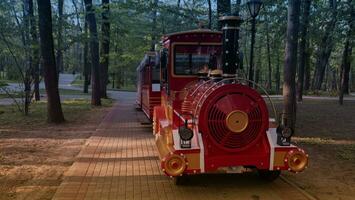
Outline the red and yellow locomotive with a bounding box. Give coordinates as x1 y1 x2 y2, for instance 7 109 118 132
138 16 308 183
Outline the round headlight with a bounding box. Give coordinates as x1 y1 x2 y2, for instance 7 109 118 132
179 126 194 141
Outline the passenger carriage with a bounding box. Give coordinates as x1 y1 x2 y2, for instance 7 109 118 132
136 52 161 120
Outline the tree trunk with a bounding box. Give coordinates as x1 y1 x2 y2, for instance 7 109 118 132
151 0 158 51
27 0 40 101
265 20 272 90
208 0 212 29
37 0 65 123
339 0 354 105
84 0 101 106
275 49 281 94
83 18 90 94
312 0 337 90
56 0 64 74
297 0 311 102
304 42 311 91
234 0 241 16
23 0 32 115
217 0 231 28
283 0 301 131
100 0 110 98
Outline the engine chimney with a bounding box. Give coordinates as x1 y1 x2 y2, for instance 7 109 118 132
219 16 243 78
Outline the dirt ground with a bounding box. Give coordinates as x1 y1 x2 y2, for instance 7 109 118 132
273 99 355 200
0 105 111 200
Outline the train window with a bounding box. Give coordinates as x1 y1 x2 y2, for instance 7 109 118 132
151 55 160 83
160 48 168 83
174 45 222 75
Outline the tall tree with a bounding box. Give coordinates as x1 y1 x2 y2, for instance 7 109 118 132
23 0 32 115
208 0 212 29
312 0 338 90
339 0 354 105
83 17 90 94
304 42 311 91
275 48 281 94
100 0 110 98
56 0 64 73
265 17 272 90
84 0 101 106
37 0 65 123
234 0 241 16
297 0 311 102
150 0 158 51
283 0 301 131
28 0 40 101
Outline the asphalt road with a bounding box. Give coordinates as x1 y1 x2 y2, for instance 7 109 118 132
0 73 84 105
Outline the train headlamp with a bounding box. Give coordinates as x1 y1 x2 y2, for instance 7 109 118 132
179 119 194 148
179 126 194 141
281 126 293 138
277 115 294 146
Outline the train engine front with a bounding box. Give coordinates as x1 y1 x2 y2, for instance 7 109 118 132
153 16 308 182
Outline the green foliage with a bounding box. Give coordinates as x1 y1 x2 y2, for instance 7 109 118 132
0 0 353 94
0 81 7 87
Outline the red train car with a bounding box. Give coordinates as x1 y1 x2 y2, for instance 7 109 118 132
136 52 161 120
151 16 308 184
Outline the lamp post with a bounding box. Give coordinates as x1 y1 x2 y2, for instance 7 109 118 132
247 0 262 87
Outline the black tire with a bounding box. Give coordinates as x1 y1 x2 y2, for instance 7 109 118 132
258 170 281 182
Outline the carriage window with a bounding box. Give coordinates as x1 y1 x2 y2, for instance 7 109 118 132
174 45 222 75
151 63 160 84
160 48 168 82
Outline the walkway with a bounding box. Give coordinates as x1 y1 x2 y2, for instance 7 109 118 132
53 91 314 200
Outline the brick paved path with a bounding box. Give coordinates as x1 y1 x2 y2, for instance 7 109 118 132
53 92 311 200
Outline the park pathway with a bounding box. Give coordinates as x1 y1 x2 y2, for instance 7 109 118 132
53 91 314 200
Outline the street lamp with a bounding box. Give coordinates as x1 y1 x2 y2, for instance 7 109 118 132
247 0 262 87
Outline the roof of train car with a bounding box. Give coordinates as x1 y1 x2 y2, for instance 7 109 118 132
162 29 222 42
136 51 156 71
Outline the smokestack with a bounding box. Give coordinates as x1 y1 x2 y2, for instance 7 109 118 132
219 16 243 78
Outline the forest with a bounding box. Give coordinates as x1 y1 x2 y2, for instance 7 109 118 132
0 0 354 122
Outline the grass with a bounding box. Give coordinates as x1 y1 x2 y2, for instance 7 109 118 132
71 75 137 92
0 92 24 99
0 98 113 129
0 79 20 84
110 84 136 92
0 81 8 87
0 89 89 99
39 88 91 96
337 144 355 161
71 75 84 87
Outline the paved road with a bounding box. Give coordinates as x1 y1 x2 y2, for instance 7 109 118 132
53 91 313 200
265 94 355 101
3 73 80 92
0 74 84 105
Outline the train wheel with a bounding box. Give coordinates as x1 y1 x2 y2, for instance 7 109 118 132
173 175 187 185
258 170 281 182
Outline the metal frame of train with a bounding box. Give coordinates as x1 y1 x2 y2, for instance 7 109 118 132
136 16 308 184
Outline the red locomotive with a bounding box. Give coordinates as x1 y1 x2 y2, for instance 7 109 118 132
139 16 308 184
136 51 161 119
